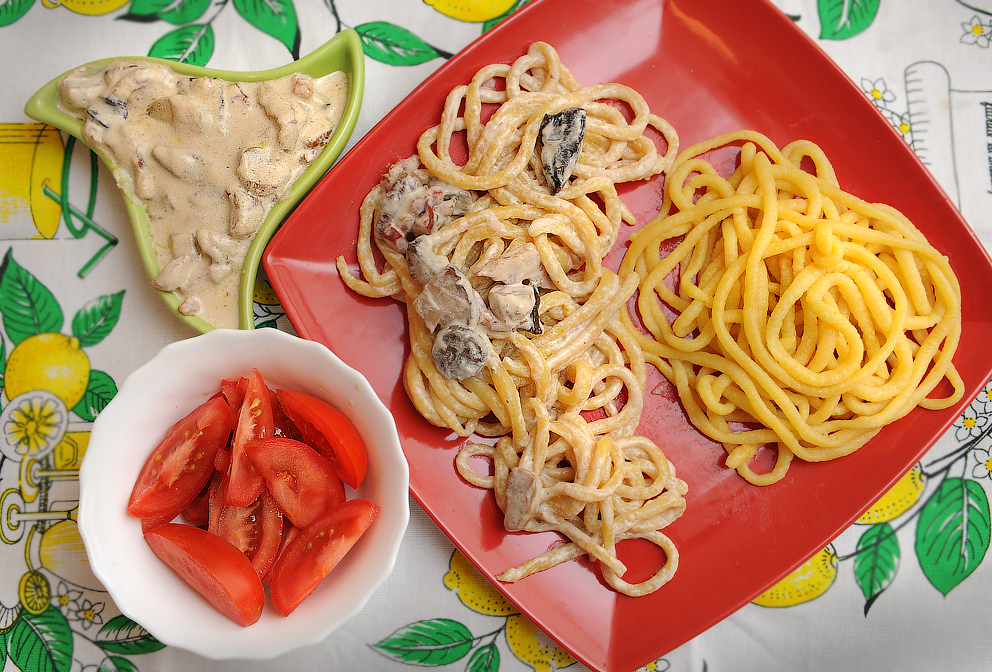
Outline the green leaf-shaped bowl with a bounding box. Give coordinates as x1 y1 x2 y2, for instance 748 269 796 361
23 29 365 333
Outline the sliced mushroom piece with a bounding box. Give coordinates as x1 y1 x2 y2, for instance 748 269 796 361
178 295 203 316
432 324 489 380
406 235 449 286
195 229 240 283
228 187 266 238
375 158 426 253
100 94 128 119
476 242 552 288
413 265 481 332
237 146 291 197
426 177 476 224
152 145 208 184
539 107 586 194
503 467 540 531
487 283 539 332
154 94 210 134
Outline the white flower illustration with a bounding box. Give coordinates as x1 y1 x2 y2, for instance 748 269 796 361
961 16 992 48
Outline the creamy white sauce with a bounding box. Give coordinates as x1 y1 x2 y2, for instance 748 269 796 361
58 60 348 329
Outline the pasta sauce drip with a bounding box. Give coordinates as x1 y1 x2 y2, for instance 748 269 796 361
58 60 348 329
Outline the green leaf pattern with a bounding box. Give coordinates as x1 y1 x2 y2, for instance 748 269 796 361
147 23 215 65
854 522 900 612
373 618 475 666
95 616 165 656
355 22 447 66
818 0 881 40
0 249 63 345
232 0 300 60
915 478 991 596
3 609 74 672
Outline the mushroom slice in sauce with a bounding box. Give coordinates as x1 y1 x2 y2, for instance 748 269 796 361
375 156 424 253
376 157 478 254
476 242 553 289
237 146 291 197
503 467 541 531
151 145 208 184
228 187 266 238
487 283 542 334
413 265 481 333
432 324 489 380
195 229 240 283
406 235 448 286
539 107 586 194
151 233 207 292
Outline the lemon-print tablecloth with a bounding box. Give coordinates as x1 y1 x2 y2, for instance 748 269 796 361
2 1 992 671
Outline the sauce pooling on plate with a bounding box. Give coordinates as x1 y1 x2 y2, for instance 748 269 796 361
57 60 348 329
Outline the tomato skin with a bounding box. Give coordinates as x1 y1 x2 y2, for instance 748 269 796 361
268 499 379 616
245 437 344 529
227 369 274 507
144 523 265 627
276 388 369 489
128 396 235 520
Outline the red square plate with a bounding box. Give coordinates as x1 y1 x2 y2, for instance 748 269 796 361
263 0 992 669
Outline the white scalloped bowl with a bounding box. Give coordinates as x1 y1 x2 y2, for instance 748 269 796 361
78 329 409 659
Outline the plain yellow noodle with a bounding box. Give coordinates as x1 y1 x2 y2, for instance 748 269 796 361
620 130 963 485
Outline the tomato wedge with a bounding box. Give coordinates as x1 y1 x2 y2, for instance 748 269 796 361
144 523 265 627
245 437 344 529
128 396 235 520
214 490 284 578
268 499 380 616
180 480 211 528
275 388 369 489
220 376 248 410
227 369 274 507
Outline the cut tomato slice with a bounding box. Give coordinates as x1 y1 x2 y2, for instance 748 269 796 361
245 437 344 529
180 480 212 528
227 369 274 507
128 396 235 520
268 499 380 616
220 376 248 410
144 523 265 627
214 490 284 578
275 388 369 489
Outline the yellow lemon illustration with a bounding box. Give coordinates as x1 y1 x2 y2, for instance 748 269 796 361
253 276 281 306
1 390 68 461
443 549 519 616
752 545 838 608
4 333 91 410
53 431 90 470
41 0 130 15
424 0 517 23
505 613 576 671
39 519 104 591
18 570 51 615
0 124 64 240
857 463 926 524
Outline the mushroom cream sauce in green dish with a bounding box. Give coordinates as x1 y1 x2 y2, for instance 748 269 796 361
23 29 365 333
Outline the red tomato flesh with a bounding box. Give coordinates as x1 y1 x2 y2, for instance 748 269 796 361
128 396 235 520
245 437 345 529
214 490 284 578
144 523 265 627
268 499 380 616
227 369 274 507
275 388 369 489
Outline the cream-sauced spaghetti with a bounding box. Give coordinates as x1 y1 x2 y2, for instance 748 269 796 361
337 42 687 595
620 130 963 486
